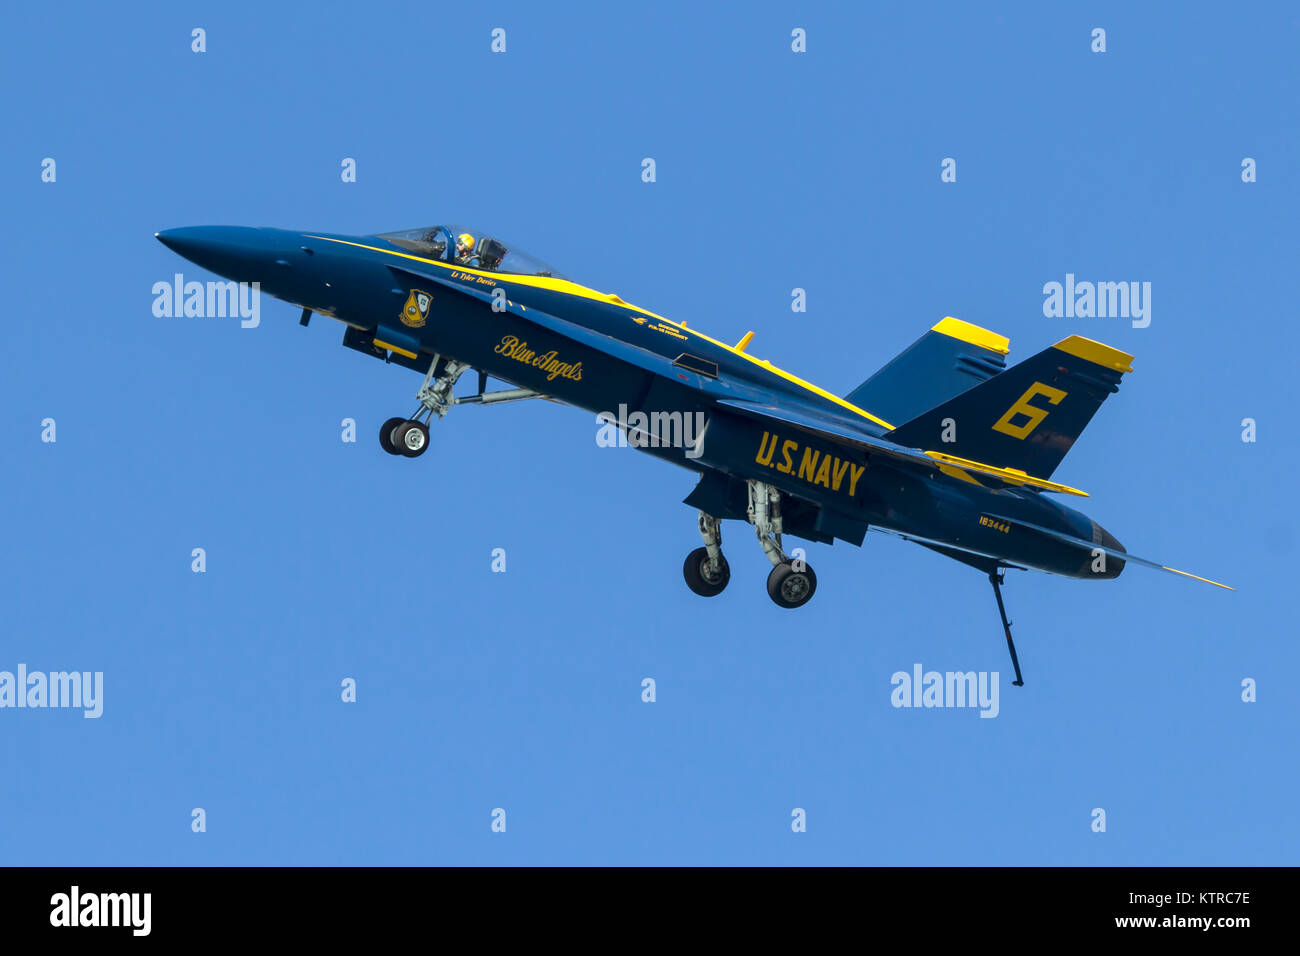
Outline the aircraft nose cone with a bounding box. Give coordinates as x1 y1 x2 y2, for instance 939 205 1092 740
154 227 186 253
155 226 279 283
156 225 223 259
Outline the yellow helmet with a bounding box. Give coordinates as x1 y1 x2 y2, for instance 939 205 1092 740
456 233 475 251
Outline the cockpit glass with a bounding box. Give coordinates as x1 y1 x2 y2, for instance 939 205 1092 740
379 226 449 259
377 225 567 279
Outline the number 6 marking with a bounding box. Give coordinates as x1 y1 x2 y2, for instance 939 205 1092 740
992 382 1068 439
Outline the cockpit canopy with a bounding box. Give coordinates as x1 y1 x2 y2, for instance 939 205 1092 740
377 225 567 279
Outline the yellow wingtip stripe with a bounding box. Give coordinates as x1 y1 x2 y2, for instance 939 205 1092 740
1053 335 1135 373
1159 566 1235 591
924 450 1089 497
931 316 1010 356
935 463 985 487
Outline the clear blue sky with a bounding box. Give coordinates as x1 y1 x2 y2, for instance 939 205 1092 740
1 1 1295 865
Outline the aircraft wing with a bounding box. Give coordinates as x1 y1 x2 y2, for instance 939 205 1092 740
715 398 1090 497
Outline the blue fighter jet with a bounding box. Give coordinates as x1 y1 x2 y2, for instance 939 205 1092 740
157 223 1232 685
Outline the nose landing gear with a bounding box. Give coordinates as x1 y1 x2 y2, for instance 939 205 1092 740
379 418 431 458
378 354 468 458
378 353 542 458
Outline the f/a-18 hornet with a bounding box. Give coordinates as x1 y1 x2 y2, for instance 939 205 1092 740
157 223 1231 685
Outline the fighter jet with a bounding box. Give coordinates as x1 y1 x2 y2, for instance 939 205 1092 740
156 223 1232 684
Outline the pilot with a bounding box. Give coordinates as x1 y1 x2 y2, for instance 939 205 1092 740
454 232 478 266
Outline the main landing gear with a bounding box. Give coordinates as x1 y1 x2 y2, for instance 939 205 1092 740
379 353 541 458
681 481 818 609
683 513 731 597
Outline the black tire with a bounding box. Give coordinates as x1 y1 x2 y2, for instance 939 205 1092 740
379 417 406 455
683 546 730 597
394 420 430 458
766 561 817 609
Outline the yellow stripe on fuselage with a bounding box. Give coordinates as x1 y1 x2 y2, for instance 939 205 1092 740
308 235 896 430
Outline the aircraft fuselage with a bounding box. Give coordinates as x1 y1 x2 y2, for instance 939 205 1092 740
155 225 1123 581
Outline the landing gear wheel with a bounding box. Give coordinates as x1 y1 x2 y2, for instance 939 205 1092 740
683 546 730 597
379 417 407 456
766 561 817 609
393 420 430 458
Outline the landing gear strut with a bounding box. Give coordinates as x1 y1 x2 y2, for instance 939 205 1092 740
749 481 817 609
379 353 540 458
989 570 1025 687
683 513 730 597
378 355 468 459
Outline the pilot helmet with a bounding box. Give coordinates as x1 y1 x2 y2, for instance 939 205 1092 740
456 233 476 254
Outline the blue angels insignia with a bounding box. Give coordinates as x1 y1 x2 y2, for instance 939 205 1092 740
401 289 432 328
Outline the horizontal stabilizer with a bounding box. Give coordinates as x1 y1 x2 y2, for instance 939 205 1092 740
985 514 1234 590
